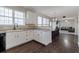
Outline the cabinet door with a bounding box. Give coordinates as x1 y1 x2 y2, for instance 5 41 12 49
6 31 31 50
37 30 52 45
28 30 34 40
42 31 52 45
36 30 44 43
26 30 30 41
33 30 39 41
16 31 26 45
6 32 17 49
39 31 46 44
25 30 32 42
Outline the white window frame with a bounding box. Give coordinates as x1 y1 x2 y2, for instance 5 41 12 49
14 10 25 25
0 7 25 26
37 16 50 27
37 16 43 26
0 7 13 25
42 18 49 26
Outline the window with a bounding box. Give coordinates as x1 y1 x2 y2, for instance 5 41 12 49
14 11 25 25
0 17 4 25
37 16 50 26
37 16 42 26
46 19 49 25
0 7 25 25
42 18 49 26
43 18 46 26
0 7 4 16
0 7 13 25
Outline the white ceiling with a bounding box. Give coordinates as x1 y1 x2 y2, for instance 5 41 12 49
24 6 79 18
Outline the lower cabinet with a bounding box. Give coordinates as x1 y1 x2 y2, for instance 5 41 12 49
6 30 52 50
15 31 27 45
42 31 52 45
34 30 52 45
6 31 29 50
33 30 39 41
6 32 17 49
26 30 33 41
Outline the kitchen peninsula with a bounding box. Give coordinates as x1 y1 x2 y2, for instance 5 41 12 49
0 28 52 51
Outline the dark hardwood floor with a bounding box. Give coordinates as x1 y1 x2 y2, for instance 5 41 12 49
6 34 78 53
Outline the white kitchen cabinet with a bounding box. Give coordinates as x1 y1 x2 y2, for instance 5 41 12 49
28 30 34 40
33 30 39 41
6 32 16 49
16 31 27 45
6 29 52 50
42 31 52 45
38 30 51 45
26 30 33 41
26 30 30 40
34 30 52 45
6 31 29 50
